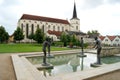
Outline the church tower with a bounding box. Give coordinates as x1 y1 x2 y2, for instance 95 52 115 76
70 1 80 32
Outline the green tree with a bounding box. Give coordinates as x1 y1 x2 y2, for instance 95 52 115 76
14 27 24 42
71 34 77 45
76 39 80 46
34 28 44 43
0 26 9 43
28 33 35 43
60 32 67 46
66 34 71 43
87 30 100 38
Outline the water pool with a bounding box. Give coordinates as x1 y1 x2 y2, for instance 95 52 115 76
27 53 97 76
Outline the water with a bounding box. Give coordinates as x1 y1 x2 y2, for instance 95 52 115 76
27 53 97 76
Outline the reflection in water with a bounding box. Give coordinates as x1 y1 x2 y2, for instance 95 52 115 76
27 53 96 76
69 56 80 72
80 57 84 71
39 69 52 77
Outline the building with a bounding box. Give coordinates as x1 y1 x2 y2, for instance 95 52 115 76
17 2 86 42
99 35 120 46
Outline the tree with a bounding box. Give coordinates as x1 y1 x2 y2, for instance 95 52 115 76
66 34 71 43
60 32 67 46
0 26 9 43
71 34 77 45
14 27 24 42
34 28 44 43
28 33 35 43
87 30 100 38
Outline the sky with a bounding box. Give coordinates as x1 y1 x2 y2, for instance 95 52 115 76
0 0 120 36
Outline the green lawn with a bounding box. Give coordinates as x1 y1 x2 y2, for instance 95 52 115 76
0 43 71 53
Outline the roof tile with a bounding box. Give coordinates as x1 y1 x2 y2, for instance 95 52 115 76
20 14 70 24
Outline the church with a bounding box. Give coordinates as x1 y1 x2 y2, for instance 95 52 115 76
17 2 86 42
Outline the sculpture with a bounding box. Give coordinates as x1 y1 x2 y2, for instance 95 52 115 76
93 37 102 65
81 37 84 55
42 38 51 66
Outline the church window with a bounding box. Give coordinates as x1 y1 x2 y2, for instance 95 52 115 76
48 25 50 30
31 24 34 34
37 24 39 29
62 27 64 31
42 25 44 33
26 24 29 38
21 23 23 31
53 26 55 31
58 26 60 31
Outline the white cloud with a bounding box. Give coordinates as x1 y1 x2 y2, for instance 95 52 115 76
0 0 120 35
0 0 3 5
79 3 120 35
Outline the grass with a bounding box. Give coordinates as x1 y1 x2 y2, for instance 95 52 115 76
0 43 72 53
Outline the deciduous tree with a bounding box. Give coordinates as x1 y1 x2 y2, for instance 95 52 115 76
14 27 24 42
0 26 9 43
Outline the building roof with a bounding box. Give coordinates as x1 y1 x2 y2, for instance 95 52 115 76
107 36 116 41
47 30 62 36
71 2 79 20
20 14 70 24
99 36 105 40
67 31 86 35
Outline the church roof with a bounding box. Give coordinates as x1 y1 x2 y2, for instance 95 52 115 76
20 14 70 24
71 2 79 19
47 30 62 36
67 31 86 35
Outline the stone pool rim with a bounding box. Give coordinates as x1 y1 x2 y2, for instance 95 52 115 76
11 49 120 80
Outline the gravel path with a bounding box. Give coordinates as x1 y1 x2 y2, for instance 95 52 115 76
0 54 16 80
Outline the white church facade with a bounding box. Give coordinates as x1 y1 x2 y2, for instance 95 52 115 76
17 2 86 42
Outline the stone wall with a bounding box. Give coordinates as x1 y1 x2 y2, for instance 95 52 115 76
101 47 120 57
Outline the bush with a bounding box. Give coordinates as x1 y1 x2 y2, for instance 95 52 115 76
52 41 63 47
84 43 89 48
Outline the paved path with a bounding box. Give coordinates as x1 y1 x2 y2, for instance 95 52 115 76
0 54 16 80
86 70 120 80
0 52 120 80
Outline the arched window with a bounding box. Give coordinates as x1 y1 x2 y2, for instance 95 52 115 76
42 25 44 33
58 26 60 31
21 23 23 31
31 24 34 34
48 25 50 30
37 24 39 29
53 26 55 31
26 24 29 38
62 27 64 31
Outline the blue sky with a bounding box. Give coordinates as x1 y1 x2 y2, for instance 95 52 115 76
0 0 120 35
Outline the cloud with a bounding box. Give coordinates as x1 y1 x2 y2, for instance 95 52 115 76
81 0 104 9
0 0 21 6
0 0 120 36
107 0 120 4
80 3 120 35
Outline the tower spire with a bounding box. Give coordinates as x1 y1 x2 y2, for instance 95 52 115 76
72 1 78 19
